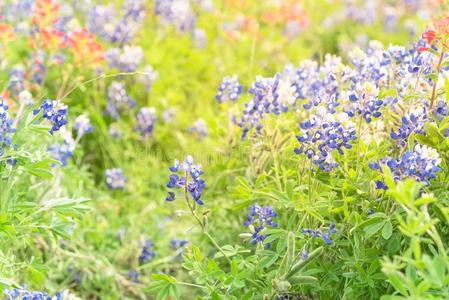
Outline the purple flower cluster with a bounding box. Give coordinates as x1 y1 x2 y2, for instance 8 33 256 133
3 286 70 300
234 70 297 139
9 65 26 94
243 204 277 246
47 139 74 167
154 0 196 32
105 168 127 190
139 239 156 263
105 81 135 119
134 107 157 138
74 114 93 138
369 144 441 189
345 83 384 123
433 100 449 121
232 37 439 142
105 45 144 72
294 109 357 171
215 75 243 103
170 239 188 250
127 270 140 283
0 99 16 156
189 119 208 139
390 108 427 146
34 100 68 135
139 65 159 92
303 223 337 245
166 155 205 205
88 0 146 45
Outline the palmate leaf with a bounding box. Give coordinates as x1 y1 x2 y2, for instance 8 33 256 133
145 274 180 300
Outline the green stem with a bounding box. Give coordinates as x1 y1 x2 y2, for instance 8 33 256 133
355 115 363 178
176 281 207 289
429 51 445 110
183 174 231 264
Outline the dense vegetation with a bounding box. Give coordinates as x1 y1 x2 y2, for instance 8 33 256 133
0 0 449 299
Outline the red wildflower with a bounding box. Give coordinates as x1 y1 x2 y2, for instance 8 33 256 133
418 47 429 53
422 30 437 44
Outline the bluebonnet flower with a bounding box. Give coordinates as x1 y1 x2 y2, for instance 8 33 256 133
155 0 196 32
433 100 449 121
300 248 309 260
88 0 146 45
0 99 16 156
189 119 208 139
193 28 207 48
139 65 159 92
162 108 176 123
3 286 72 300
105 45 144 72
127 270 140 283
170 239 188 249
139 239 156 263
390 107 427 147
303 223 337 245
235 69 297 139
383 7 399 33
215 75 243 103
0 0 34 23
9 65 26 94
18 90 34 106
166 155 205 205
108 123 123 139
67 266 81 285
74 114 93 138
105 168 127 190
47 136 75 167
291 56 344 112
284 20 302 40
344 82 385 123
134 107 157 138
369 144 441 188
105 81 135 119
243 204 277 246
34 100 68 135
294 108 357 171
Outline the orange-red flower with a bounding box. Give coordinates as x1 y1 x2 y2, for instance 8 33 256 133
67 28 104 68
422 30 437 44
32 0 60 29
0 24 14 40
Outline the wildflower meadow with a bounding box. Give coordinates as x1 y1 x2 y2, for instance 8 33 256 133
1 0 449 299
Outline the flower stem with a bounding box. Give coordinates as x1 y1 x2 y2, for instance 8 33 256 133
183 174 231 264
429 51 445 110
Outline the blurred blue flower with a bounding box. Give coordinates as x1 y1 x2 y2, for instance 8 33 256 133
216 75 243 103
139 239 156 264
0 99 16 156
105 81 135 119
74 114 93 138
134 107 157 138
105 168 127 190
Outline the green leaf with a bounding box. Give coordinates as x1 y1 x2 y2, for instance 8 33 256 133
382 221 393 240
151 274 177 284
364 220 386 239
388 273 408 296
444 76 449 103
